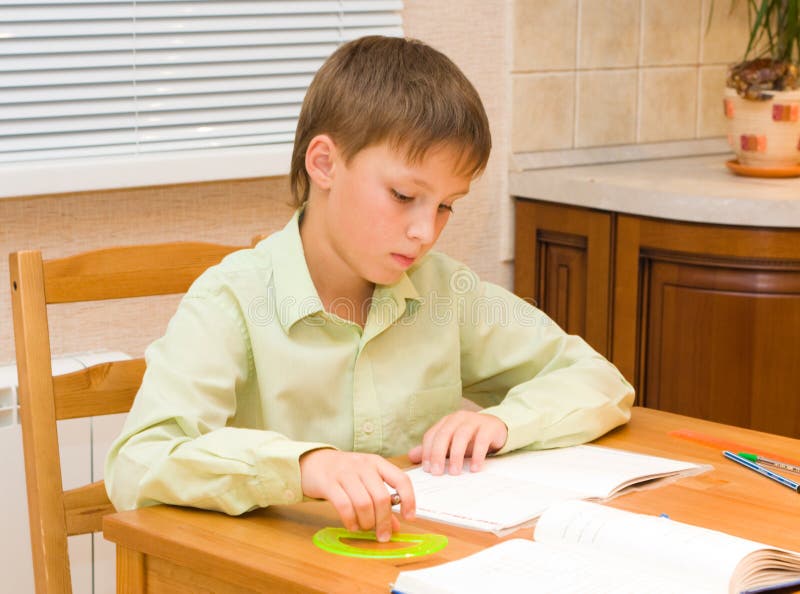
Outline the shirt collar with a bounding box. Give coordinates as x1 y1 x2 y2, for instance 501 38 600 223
269 207 324 332
269 207 422 334
363 274 422 343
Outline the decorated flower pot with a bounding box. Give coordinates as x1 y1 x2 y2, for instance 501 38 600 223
724 87 800 169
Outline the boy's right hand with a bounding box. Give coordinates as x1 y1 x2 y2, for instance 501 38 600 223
299 449 416 542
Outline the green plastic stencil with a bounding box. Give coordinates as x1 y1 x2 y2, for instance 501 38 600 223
312 527 447 559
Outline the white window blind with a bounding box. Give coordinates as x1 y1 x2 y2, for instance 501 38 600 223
0 1 403 194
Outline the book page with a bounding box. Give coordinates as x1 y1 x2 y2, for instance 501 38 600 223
501 445 705 498
405 445 705 532
407 465 583 532
393 538 713 594
732 550 800 592
535 500 767 593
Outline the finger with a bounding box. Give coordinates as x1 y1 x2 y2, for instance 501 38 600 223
468 426 494 472
420 417 446 473
340 477 376 532
446 422 476 475
361 472 394 542
376 459 416 521
326 483 359 532
471 415 508 471
407 444 423 464
428 414 466 475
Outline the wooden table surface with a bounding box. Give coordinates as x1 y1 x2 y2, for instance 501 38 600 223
103 407 800 593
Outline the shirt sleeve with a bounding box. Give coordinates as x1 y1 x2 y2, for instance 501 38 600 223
104 285 332 515
457 275 634 453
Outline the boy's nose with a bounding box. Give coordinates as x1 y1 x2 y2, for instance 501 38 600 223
406 209 437 244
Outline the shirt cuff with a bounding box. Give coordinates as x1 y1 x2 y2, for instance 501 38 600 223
254 440 337 505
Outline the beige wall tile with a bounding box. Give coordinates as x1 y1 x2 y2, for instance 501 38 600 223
512 73 576 151
513 0 578 71
639 67 698 142
698 66 728 137
579 0 640 68
701 0 750 65
576 70 638 147
642 0 702 65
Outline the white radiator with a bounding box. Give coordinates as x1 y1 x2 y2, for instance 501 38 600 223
0 351 130 594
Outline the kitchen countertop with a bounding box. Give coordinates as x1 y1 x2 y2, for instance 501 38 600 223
509 154 800 228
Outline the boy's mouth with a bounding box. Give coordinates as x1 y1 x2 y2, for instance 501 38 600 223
391 253 416 268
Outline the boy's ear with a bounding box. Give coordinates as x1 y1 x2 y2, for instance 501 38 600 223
305 134 337 191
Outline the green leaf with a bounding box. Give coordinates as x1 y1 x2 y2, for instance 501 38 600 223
709 0 799 64
786 0 799 62
746 0 770 59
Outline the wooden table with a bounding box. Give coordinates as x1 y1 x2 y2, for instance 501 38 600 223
103 407 800 593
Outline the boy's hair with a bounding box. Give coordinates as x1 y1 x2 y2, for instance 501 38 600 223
289 35 492 206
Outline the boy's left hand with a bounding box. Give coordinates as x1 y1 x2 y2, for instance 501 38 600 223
407 411 507 475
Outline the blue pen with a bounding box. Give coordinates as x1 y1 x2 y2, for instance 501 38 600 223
723 451 800 493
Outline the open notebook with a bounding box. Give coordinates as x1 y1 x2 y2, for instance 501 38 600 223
393 500 800 594
400 444 708 533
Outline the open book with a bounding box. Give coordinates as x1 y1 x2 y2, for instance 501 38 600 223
402 444 708 533
393 501 800 594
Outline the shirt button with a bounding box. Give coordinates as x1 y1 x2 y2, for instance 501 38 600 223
362 421 374 435
284 489 295 502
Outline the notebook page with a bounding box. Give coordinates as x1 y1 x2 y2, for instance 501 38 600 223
392 538 713 594
407 465 583 532
405 445 704 532
535 500 766 593
501 445 703 498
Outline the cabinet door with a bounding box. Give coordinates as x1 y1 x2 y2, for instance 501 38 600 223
514 200 612 356
614 215 800 437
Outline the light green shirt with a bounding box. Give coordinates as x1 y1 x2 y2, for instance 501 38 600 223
105 210 634 515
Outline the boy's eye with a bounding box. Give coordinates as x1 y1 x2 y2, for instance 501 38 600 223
391 189 454 213
391 189 413 202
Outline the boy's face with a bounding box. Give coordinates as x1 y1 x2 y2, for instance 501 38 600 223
322 141 473 286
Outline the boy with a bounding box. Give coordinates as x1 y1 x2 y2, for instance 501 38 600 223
106 36 634 543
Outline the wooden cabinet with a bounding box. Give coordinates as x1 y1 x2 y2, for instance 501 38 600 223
515 199 800 438
514 201 613 357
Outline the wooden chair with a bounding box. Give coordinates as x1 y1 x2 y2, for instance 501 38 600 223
9 240 248 594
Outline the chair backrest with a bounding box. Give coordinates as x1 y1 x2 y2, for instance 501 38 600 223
9 240 247 594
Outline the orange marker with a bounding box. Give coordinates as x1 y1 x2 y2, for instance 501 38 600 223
668 429 800 468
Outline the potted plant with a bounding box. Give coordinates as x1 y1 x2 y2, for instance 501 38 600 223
718 0 800 174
